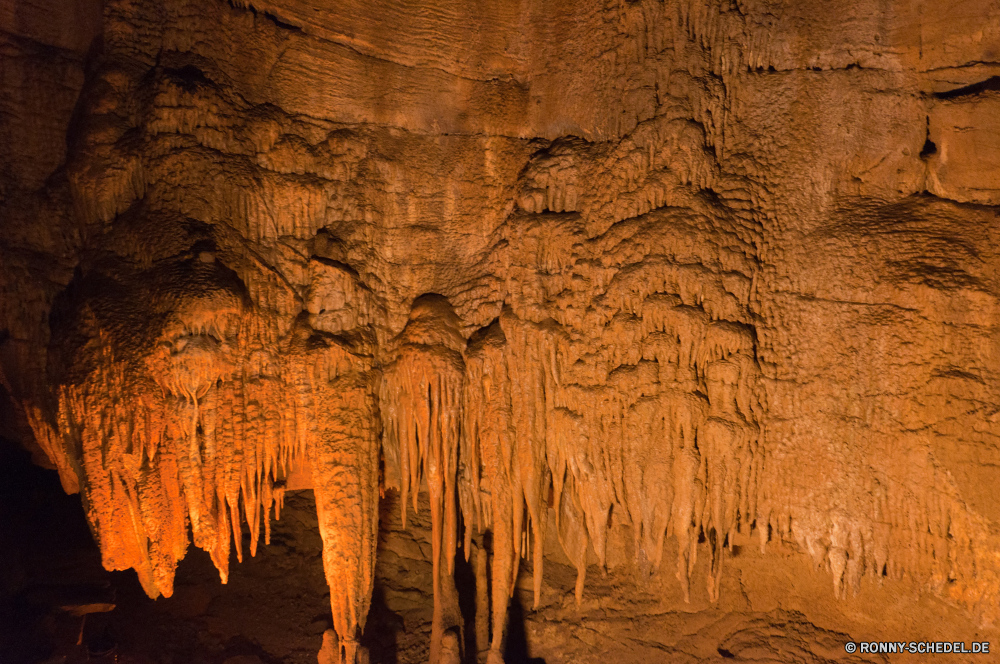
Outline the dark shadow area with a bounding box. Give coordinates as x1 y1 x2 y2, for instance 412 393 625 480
934 75 1000 100
108 490 330 664
0 435 112 664
503 592 546 664
221 634 285 664
0 432 331 664
453 543 479 662
362 583 402 664
920 136 938 159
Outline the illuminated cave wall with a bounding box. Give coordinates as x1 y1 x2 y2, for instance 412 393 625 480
2 0 1000 662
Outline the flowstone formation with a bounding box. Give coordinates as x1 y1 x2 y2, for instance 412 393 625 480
3 0 1000 662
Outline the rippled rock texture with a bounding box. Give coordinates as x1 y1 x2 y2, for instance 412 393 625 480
2 1 1000 662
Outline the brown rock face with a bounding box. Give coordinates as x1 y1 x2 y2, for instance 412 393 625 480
2 0 1000 662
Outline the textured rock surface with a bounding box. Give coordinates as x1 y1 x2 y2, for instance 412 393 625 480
3 0 1000 662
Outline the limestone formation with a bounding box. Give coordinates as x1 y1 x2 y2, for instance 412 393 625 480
2 0 1000 662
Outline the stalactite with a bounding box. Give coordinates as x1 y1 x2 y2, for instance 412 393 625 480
24 212 1000 664
380 294 466 664
15 4 999 654
501 314 557 610
461 318 517 660
30 212 995 664
35 298 304 603
293 336 379 664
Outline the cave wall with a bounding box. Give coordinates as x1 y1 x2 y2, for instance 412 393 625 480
2 1 1000 662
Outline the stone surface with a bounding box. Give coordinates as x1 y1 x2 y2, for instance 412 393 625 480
3 1 1000 663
